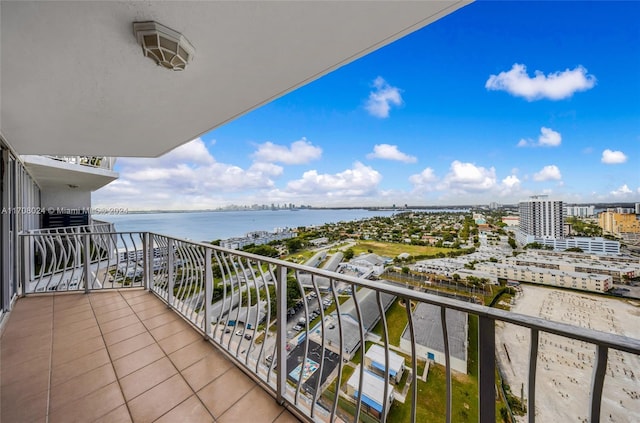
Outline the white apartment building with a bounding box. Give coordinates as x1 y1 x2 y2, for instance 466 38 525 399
475 262 612 293
565 205 595 217
521 236 620 255
518 196 564 243
503 252 637 283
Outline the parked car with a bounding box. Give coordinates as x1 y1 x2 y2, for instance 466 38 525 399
235 330 243 336
244 334 252 340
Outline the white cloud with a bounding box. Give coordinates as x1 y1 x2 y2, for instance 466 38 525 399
601 149 628 164
485 63 596 101
365 77 403 118
533 165 562 181
409 167 438 191
439 161 497 192
610 184 633 197
285 162 381 196
501 175 521 188
538 127 562 147
252 138 322 164
367 144 417 163
94 138 284 210
518 127 562 147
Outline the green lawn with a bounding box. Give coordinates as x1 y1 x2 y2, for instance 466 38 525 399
371 298 409 346
351 241 453 258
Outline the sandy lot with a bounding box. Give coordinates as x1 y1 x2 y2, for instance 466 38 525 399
495 285 640 423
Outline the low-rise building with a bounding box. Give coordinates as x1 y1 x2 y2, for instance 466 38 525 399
399 302 468 374
346 365 395 420
364 344 405 384
517 234 620 255
220 229 295 250
503 252 638 283
475 262 612 293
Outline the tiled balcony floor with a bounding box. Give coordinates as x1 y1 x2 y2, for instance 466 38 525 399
0 290 302 423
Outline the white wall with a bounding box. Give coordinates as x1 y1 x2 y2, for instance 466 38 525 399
400 337 467 374
41 188 91 210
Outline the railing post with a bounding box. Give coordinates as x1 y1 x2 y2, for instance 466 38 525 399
204 248 213 339
590 345 608 423
83 233 91 293
478 315 496 423
275 264 287 404
167 239 174 308
21 235 31 295
143 233 151 290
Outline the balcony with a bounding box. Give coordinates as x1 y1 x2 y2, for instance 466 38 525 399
3 231 640 422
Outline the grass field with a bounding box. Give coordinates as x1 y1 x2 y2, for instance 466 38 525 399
351 241 454 258
371 298 409 346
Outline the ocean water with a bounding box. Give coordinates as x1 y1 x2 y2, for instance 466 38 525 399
102 209 398 242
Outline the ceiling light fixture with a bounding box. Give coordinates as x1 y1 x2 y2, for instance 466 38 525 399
133 21 195 71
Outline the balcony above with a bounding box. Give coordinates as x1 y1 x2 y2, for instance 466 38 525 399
21 155 118 192
0 1 470 157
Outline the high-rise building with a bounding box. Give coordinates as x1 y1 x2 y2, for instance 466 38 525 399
565 205 595 217
599 210 640 235
519 195 565 239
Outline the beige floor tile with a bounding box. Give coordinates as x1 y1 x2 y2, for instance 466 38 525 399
181 350 234 391
48 382 126 423
0 344 50 368
53 308 95 325
92 404 133 423
112 343 165 378
52 316 98 335
0 319 52 342
0 389 48 423
274 410 304 422
1 374 49 416
140 310 180 329
127 374 193 422
102 321 147 346
119 289 149 298
107 331 155 360
1 333 51 361
197 366 256 418
155 395 215 423
91 300 131 316
49 363 117 411
52 324 102 347
158 329 202 355
99 314 141 334
125 293 157 306
133 304 168 321
51 348 111 386
149 318 192 340
51 334 105 366
168 338 216 370
95 306 136 324
217 384 283 423
1 353 51 388
119 356 178 401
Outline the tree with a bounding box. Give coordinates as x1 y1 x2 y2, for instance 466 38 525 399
286 238 303 253
452 273 461 281
508 237 517 249
344 248 355 260
401 266 410 274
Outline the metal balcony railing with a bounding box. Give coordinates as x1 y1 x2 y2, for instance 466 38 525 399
18 231 640 423
46 155 117 170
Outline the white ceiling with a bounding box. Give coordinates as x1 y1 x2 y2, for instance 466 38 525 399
1 1 470 157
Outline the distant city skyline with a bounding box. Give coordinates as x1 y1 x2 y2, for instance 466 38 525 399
94 1 640 211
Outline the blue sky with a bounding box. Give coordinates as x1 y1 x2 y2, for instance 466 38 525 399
94 1 640 210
